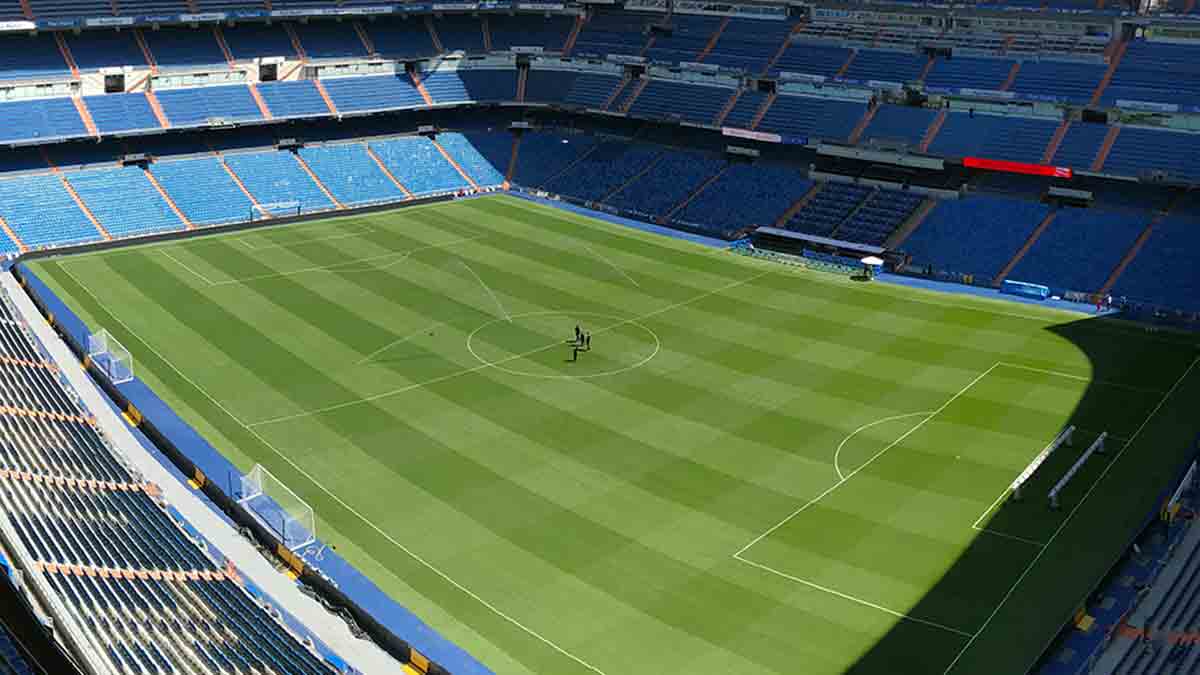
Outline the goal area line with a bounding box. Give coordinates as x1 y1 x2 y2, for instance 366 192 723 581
732 361 1152 641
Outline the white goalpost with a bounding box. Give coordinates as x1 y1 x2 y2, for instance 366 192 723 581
86 329 133 385
250 201 302 221
239 464 316 551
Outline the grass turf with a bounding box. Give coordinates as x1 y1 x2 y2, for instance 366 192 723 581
24 194 1200 675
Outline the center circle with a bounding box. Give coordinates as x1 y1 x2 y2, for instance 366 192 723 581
466 311 660 379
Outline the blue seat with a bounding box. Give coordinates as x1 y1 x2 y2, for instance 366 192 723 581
322 74 423 113
65 165 185 238
83 93 160 134
367 136 469 196
156 84 263 127
257 80 330 119
298 143 406 206
436 133 505 187
224 150 335 213
151 156 253 225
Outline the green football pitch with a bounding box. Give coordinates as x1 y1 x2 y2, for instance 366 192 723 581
25 194 1200 675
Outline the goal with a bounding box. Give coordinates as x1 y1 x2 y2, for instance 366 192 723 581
250 201 301 221
86 329 133 385
239 464 316 551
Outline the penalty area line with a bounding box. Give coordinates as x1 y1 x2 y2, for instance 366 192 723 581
734 552 975 638
943 356 1200 675
53 260 612 675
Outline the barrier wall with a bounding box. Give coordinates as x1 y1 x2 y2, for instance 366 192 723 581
12 207 493 675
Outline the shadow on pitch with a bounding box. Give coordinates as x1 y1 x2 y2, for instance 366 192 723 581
839 315 1200 675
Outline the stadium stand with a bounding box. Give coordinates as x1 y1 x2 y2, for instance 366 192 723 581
927 111 1060 162
293 20 368 60
572 8 651 58
1101 126 1200 183
604 150 725 219
703 17 790 73
842 48 927 84
324 72 427 112
675 163 812 235
360 18 440 60
0 173 100 251
0 295 340 675
1115 210 1200 312
721 89 766 129
321 74 424 113
626 79 734 125
561 72 624 108
859 104 936 147
456 68 518 102
510 131 600 188
542 140 662 203
524 68 578 104
1103 39 1200 106
81 93 161 135
222 150 335 213
755 94 865 142
367 136 471 196
771 40 852 78
488 14 572 51
0 98 86 144
900 195 1052 282
1008 59 1105 103
149 157 254 225
1008 206 1146 293
154 84 263 127
784 182 874 238
924 55 1016 91
63 166 184 238
298 142 409 206
65 30 146 71
142 26 226 69
1049 122 1109 169
221 22 300 61
0 34 70 81
436 132 505 187
256 80 331 119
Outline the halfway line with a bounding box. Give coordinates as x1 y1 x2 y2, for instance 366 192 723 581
250 269 771 427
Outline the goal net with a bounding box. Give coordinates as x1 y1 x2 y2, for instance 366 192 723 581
250 201 301 220
86 329 133 384
239 464 316 551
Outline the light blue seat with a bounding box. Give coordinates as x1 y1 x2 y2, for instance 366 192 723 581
151 157 253 225
257 80 330 119
83 93 160 134
156 85 263 127
0 97 86 143
367 137 469 196
322 75 423 113
297 144 405 206
436 133 505 187
0 172 100 249
224 150 335 213
65 166 184 238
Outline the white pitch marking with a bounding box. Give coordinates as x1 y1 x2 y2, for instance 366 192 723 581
734 553 975 638
237 226 377 251
584 243 640 289
355 323 439 365
459 259 511 323
942 356 1200 675
208 233 487 287
250 270 771 427
997 361 1168 396
833 411 935 481
735 363 1000 559
160 249 215 286
54 260 611 675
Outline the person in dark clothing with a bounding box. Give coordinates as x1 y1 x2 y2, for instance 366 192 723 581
585 333 591 351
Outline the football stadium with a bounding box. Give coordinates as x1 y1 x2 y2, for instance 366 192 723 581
0 2 1196 675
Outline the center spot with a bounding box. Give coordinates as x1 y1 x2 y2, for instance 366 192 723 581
467 311 660 379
